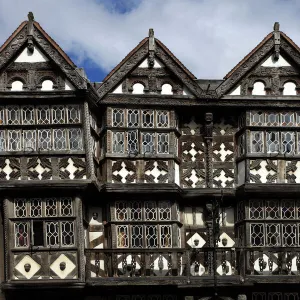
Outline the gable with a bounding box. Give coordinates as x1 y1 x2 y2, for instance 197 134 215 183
218 26 300 97
97 30 210 100
0 17 86 91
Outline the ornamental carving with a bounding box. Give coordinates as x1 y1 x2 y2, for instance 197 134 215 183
112 160 136 183
0 157 21 180
144 160 168 183
59 157 86 180
27 157 52 180
249 159 278 183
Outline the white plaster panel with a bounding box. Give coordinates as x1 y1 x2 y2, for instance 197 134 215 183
15 255 41 279
50 254 76 279
65 80 75 90
283 82 296 95
184 207 193 224
11 81 23 91
132 83 144 94
229 85 241 95
175 162 180 185
15 47 48 63
254 253 277 274
237 160 245 186
112 84 123 93
252 82 266 95
261 55 290 67
218 232 235 247
195 207 204 226
41 80 54 91
138 58 164 68
161 83 173 95
250 160 277 183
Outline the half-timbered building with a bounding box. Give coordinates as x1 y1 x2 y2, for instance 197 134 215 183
0 13 299 300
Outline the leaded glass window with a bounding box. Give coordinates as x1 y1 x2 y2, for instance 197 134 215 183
127 109 139 127
157 111 169 127
251 132 264 153
38 129 51 150
250 111 264 126
158 133 169 153
142 110 154 128
21 106 35 125
127 130 138 153
53 129 67 150
8 130 21 151
68 128 83 150
113 132 125 153
113 109 124 127
267 132 279 153
0 131 6 151
66 105 80 123
52 105 65 124
281 132 295 154
7 106 20 125
36 106 50 124
142 132 155 154
23 130 36 150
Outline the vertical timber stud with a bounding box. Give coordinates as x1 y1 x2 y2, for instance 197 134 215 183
204 113 213 188
3 199 9 281
273 22 280 60
148 29 155 68
83 101 96 180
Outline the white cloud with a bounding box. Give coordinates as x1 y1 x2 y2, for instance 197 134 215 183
0 0 300 80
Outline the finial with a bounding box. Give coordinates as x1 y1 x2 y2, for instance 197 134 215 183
28 12 34 22
149 28 154 38
273 22 280 31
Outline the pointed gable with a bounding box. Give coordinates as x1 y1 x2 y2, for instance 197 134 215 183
0 13 86 91
218 23 300 97
97 29 208 101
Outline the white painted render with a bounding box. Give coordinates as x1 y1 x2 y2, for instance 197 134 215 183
132 83 144 94
65 80 75 91
41 80 54 91
11 81 23 91
138 58 164 68
112 84 122 93
261 54 290 67
229 85 241 95
252 82 266 95
195 207 204 226
161 83 173 95
184 207 193 224
283 82 297 95
15 47 48 63
175 162 180 185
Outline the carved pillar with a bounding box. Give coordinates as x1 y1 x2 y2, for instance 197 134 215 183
83 101 95 180
204 112 213 188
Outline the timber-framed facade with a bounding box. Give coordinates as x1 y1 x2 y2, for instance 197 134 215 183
0 12 299 300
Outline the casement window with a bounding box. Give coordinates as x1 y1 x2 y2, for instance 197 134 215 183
0 105 82 152
114 200 180 249
249 199 300 247
111 108 171 154
13 198 75 248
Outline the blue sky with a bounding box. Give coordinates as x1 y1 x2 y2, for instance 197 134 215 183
0 0 300 82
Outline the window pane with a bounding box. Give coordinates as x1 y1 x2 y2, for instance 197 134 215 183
160 225 172 248
281 112 295 126
66 105 80 123
145 201 157 220
23 130 36 151
131 225 143 248
158 201 171 220
33 220 44 246
112 109 124 127
266 223 281 246
142 133 155 154
281 132 295 154
250 223 264 246
157 133 169 154
157 111 169 128
38 129 51 150
145 225 157 248
266 113 279 126
117 225 129 248
249 200 264 219
8 130 21 151
15 199 27 217
282 200 295 219
250 111 264 126
113 132 125 153
251 132 264 153
68 128 83 150
22 106 35 125
45 198 57 217
266 132 279 153
0 107 6 125
61 221 75 246
142 110 154 128
129 201 142 220
127 130 138 153
30 198 42 217
282 224 297 246
127 109 139 127
265 200 280 219
15 222 29 247
0 130 6 151
53 129 66 150
116 201 128 220
36 106 50 124
52 105 65 124
7 106 20 125
46 221 59 246
60 198 73 216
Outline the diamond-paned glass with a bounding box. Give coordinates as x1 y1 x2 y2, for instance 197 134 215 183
281 132 295 154
250 111 264 126
7 105 20 125
113 109 124 127
23 130 36 151
21 106 35 125
60 198 73 216
142 132 155 154
285 294 299 300
46 221 59 246
36 106 51 124
282 200 295 219
252 293 266 300
116 201 128 220
52 105 65 124
269 294 282 300
15 222 29 247
157 133 169 153
61 221 75 246
250 223 264 246
117 225 129 248
267 132 279 153
142 110 154 128
66 105 80 123
158 201 171 220
15 199 27 217
45 198 57 217
113 132 125 153
157 111 169 128
129 201 142 220
127 130 138 153
251 131 264 153
266 113 279 126
8 130 21 151
266 223 281 246
131 225 143 248
145 201 157 220
30 198 42 217
37 130 51 151
0 130 6 151
281 112 295 126
145 225 158 248
250 200 264 219
68 128 83 150
53 129 67 150
265 200 280 219
282 224 297 246
160 225 172 248
127 109 139 127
